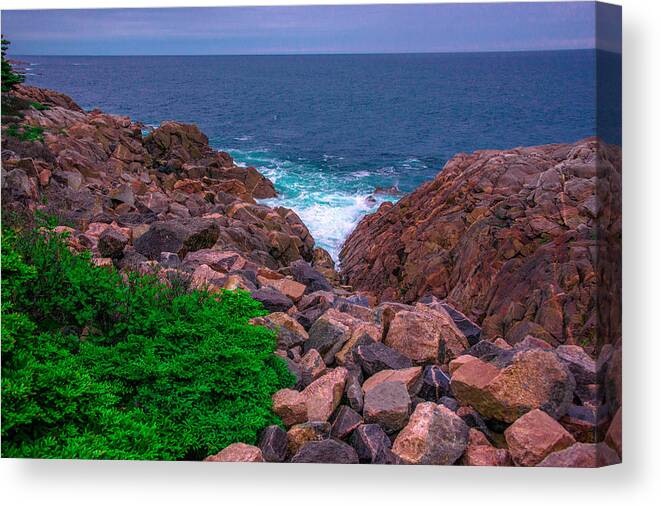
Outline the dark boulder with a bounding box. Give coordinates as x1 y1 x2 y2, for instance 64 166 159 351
303 312 351 365
258 425 288 463
330 405 363 440
291 439 359 464
465 340 506 362
345 372 364 413
354 342 413 377
438 302 482 346
419 365 451 401
97 228 129 259
290 259 332 294
555 345 597 386
351 424 399 464
292 307 325 331
251 287 294 313
114 249 148 272
439 396 459 412
363 381 411 433
134 219 219 260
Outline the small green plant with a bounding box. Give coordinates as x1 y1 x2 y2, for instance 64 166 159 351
1 225 294 460
30 101 50 111
5 123 45 142
538 233 551 245
1 37 24 93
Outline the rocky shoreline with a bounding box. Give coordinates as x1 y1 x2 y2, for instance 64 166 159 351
1 85 621 466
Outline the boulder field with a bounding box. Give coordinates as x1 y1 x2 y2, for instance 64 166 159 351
1 85 621 466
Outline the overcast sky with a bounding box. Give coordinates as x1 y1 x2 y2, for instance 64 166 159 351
1 2 621 55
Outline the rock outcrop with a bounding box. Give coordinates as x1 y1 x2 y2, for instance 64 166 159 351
340 138 621 354
2 84 332 296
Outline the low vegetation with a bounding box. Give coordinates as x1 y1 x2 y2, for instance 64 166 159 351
1 222 294 460
5 124 45 142
30 101 50 111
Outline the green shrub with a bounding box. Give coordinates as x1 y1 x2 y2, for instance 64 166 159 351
30 101 50 111
1 226 294 460
5 124 45 142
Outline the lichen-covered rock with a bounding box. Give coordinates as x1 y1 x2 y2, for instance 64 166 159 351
272 368 348 426
302 367 349 422
451 349 575 423
362 367 422 397
144 121 213 167
504 409 576 466
182 249 247 272
204 443 264 462
258 276 306 302
251 312 309 350
536 442 621 467
449 354 480 375
286 421 331 457
384 305 469 364
272 388 307 427
392 402 468 465
363 381 411 433
299 348 327 386
12 84 84 112
461 431 513 467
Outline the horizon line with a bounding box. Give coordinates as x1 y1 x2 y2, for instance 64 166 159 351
14 47 617 58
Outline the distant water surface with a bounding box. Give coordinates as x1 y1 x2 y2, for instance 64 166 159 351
21 50 621 259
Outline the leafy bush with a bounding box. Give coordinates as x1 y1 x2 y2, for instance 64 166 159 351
30 101 50 111
1 226 294 460
5 124 45 142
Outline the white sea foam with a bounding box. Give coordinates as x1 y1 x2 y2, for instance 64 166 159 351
263 192 382 261
230 148 397 261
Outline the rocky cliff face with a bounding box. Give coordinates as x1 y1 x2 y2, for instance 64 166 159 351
340 139 622 354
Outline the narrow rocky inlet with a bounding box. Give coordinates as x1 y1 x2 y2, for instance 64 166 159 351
1 84 621 466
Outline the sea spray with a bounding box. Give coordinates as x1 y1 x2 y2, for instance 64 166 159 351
228 148 398 261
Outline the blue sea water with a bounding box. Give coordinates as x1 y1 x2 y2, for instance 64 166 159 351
20 50 621 259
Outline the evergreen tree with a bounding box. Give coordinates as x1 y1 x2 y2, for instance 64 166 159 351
2 37 25 93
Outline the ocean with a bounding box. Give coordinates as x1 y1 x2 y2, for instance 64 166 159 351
20 50 621 259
